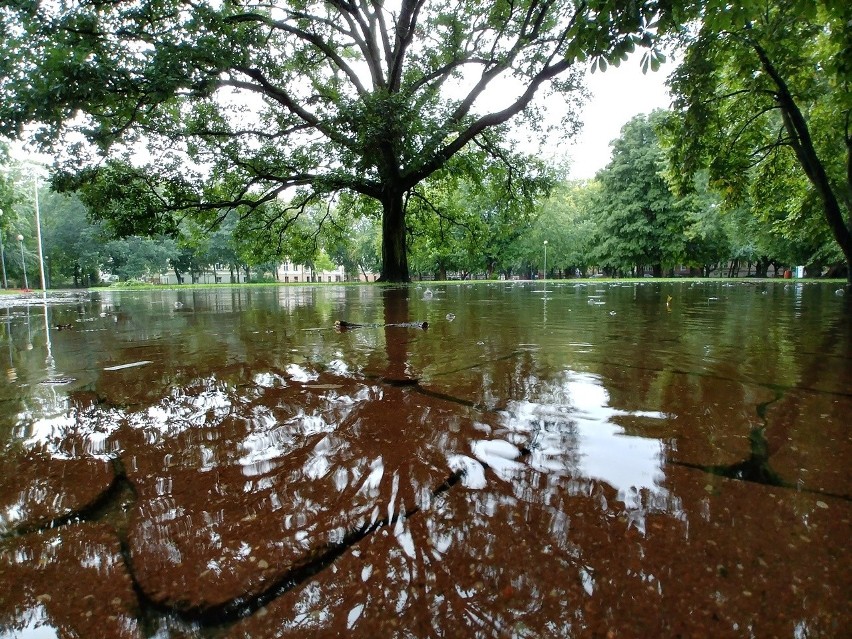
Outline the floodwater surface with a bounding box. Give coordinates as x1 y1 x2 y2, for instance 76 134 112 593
0 282 850 638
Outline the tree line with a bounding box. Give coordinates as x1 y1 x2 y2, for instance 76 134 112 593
1 107 840 287
0 1 848 285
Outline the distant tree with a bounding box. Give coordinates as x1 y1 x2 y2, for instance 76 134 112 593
103 236 173 281
0 143 17 222
593 112 686 276
0 159 43 287
676 171 729 276
1 1 672 282
168 242 206 284
1 146 23 287
39 190 105 287
408 141 550 279
665 1 852 283
201 214 243 283
530 179 598 277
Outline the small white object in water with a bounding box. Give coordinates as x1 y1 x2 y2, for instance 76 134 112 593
104 360 153 371
835 288 845 296
423 288 433 299
609 310 617 316
446 313 455 321
174 301 184 309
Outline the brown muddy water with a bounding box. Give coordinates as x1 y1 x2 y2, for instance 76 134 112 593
0 281 850 638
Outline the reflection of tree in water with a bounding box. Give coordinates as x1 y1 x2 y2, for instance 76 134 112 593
3 285 850 637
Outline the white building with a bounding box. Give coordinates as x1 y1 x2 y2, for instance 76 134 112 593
151 261 347 285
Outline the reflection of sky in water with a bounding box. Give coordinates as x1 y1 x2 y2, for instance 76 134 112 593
0 605 60 639
567 373 667 501
472 371 670 512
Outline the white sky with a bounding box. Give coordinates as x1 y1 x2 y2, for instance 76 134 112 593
563 61 673 180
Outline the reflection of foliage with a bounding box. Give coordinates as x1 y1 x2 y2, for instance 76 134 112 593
4 284 848 635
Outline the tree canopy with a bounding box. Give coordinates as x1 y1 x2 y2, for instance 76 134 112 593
592 111 685 276
664 0 852 283
1 0 671 282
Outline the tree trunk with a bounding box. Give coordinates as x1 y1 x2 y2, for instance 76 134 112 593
753 42 852 286
378 192 409 282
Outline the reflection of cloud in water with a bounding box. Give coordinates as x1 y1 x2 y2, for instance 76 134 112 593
496 371 671 512
22 409 123 460
1 604 60 639
285 363 318 382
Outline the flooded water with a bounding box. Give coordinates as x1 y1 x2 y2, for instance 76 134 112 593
0 281 850 638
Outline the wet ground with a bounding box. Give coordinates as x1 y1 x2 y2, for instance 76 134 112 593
0 281 850 638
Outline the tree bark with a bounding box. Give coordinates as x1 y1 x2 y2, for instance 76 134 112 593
378 191 410 282
752 41 852 286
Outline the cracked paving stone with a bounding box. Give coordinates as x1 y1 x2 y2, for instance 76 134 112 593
0 522 142 638
762 389 852 497
224 459 852 638
0 448 116 535
120 374 484 611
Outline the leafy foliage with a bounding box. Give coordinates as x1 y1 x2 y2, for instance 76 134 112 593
663 0 852 282
1 0 673 281
592 112 686 275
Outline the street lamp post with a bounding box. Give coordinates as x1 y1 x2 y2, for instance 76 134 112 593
543 240 548 283
0 166 48 291
32 177 47 292
17 234 27 290
0 209 7 288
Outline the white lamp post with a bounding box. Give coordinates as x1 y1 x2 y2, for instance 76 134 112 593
32 176 47 291
543 240 548 282
0 209 7 288
17 234 27 290
0 166 47 291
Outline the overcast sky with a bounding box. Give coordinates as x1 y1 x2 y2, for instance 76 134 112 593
563 61 673 180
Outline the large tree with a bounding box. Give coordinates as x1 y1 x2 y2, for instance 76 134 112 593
0 0 669 282
665 0 852 284
593 112 686 276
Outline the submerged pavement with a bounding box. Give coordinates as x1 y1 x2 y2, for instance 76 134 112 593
1 283 850 637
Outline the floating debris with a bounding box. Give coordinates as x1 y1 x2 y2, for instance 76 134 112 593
446 313 456 321
103 360 153 371
334 320 428 330
39 377 76 385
